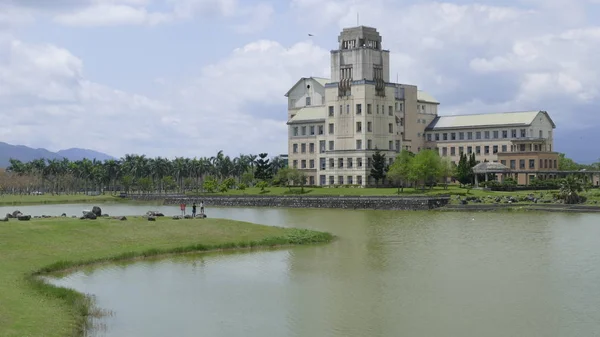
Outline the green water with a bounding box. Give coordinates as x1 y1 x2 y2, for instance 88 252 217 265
41 205 600 337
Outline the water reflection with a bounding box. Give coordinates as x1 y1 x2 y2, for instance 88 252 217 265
32 204 600 337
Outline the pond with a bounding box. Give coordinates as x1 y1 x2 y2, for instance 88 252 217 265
14 204 600 337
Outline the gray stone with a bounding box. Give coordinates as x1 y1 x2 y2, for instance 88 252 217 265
92 206 102 217
61 213 67 217
0 216 8 222
17 215 31 221
83 212 97 220
147 216 156 221
184 215 193 219
12 210 22 218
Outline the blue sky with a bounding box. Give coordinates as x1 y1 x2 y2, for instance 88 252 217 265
0 0 598 163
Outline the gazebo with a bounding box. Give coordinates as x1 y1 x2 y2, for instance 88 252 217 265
472 162 510 187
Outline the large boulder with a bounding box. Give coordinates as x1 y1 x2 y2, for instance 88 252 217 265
91 206 102 217
17 215 31 221
12 210 22 218
146 211 164 217
82 211 97 220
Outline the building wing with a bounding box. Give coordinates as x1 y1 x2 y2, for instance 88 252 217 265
426 110 554 131
287 106 326 124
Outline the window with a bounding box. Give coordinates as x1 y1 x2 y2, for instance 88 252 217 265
529 159 535 169
356 104 362 115
467 146 473 154
338 158 344 168
459 132 464 140
399 118 404 126
293 127 298 136
329 123 334 134
301 160 306 168
493 145 498 154
451 133 456 140
319 140 325 153
511 129 517 138
367 104 372 114
519 144 526 152
367 139 372 149
435 133 440 141
539 130 543 138
310 126 315 135
519 159 525 169
389 141 393 150
328 141 334 151
459 146 464 154
346 105 350 114
376 105 380 114
329 176 334 185
443 133 448 141
348 176 353 185
306 97 311 106
318 125 324 135
450 147 456 156
502 130 508 138
484 146 489 155
301 126 306 135
367 158 372 168
493 131 499 139
329 158 334 168
367 122 372 132
293 160 298 168
501 160 506 166
356 122 362 132
388 106 393 116
293 144 298 153
540 159 543 169
427 134 432 141
520 129 526 138
309 143 315 153
554 159 557 168
442 147 448 156
476 131 481 140
357 175 362 185
348 158 353 168
484 131 490 139
502 145 507 152
389 123 393 133
328 106 334 116
357 158 363 167
476 146 481 155
309 176 314 185
320 158 325 170
339 105 342 115
301 143 306 153
356 140 362 150
395 140 400 152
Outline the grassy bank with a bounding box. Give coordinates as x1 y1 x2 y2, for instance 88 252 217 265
0 216 332 337
186 186 600 205
0 193 125 206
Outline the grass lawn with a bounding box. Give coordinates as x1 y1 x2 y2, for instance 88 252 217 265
0 216 332 337
0 194 124 206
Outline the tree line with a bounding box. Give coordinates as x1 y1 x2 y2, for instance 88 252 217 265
1 152 286 195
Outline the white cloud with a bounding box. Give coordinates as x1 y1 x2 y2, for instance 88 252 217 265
54 4 172 26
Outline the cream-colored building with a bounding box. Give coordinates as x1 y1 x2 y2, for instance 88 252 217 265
286 26 438 186
286 26 558 187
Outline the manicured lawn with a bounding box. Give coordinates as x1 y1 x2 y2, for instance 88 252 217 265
0 216 332 337
0 193 123 206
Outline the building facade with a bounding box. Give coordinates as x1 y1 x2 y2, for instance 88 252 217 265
286 26 559 186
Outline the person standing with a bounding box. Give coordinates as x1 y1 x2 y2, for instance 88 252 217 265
192 202 197 217
200 201 204 215
180 202 186 217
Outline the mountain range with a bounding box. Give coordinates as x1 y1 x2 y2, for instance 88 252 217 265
0 142 115 168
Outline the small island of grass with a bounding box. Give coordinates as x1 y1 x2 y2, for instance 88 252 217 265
0 216 332 337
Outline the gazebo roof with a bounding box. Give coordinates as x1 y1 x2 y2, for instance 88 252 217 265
472 161 510 173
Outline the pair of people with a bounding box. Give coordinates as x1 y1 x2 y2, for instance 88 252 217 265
192 201 204 217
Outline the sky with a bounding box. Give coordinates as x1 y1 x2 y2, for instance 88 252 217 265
0 0 598 163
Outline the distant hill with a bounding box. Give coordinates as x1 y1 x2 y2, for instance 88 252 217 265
0 142 115 167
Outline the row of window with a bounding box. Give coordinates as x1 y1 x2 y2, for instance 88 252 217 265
292 125 324 137
427 129 550 142
292 139 401 153
292 156 396 170
501 159 558 170
322 175 363 185
328 102 403 117
440 144 507 156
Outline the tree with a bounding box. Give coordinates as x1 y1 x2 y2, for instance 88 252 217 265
559 175 587 204
411 150 442 190
288 169 307 193
387 150 414 193
439 158 456 189
275 167 291 189
254 153 273 181
558 153 581 171
370 148 387 186
456 153 471 187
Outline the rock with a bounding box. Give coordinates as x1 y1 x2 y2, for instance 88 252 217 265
17 215 31 221
61 213 67 217
146 211 164 217
197 214 207 219
91 206 102 217
460 199 468 205
495 197 501 203
72 215 77 218
118 216 127 221
184 215 193 219
82 211 97 220
0 216 8 222
12 210 22 218
6 213 12 219
172 216 182 220
147 216 156 221
34 216 41 219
